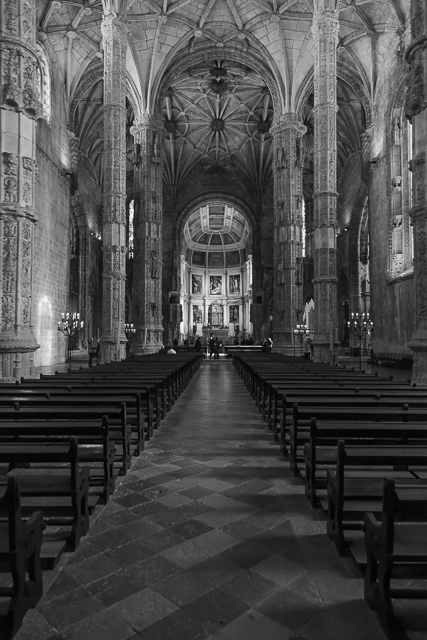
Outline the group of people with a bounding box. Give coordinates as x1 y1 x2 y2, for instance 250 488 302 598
234 335 254 346
208 336 222 359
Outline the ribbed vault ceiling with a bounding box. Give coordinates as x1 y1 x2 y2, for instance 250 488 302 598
36 0 409 192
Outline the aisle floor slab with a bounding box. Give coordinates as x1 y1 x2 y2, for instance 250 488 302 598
14 360 423 640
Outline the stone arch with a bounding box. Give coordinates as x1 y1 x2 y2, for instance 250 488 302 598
69 64 142 132
295 64 372 128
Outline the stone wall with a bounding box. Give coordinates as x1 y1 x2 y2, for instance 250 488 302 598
33 46 71 367
368 31 415 355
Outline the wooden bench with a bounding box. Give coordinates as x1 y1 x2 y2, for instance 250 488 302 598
326 438 427 554
2 438 90 555
20 376 160 428
303 418 427 505
364 477 427 616
290 404 427 476
0 393 145 457
266 381 419 433
0 475 43 640
0 417 114 503
0 404 131 476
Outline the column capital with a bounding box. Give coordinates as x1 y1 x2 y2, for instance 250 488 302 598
271 113 307 136
130 114 163 138
101 12 127 45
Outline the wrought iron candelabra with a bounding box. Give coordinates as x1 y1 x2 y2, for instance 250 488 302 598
58 312 84 371
348 311 373 372
293 324 310 357
125 323 136 355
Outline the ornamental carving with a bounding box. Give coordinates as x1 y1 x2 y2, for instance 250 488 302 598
410 151 426 204
4 0 18 34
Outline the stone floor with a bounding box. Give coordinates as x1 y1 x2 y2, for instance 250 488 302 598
15 359 425 640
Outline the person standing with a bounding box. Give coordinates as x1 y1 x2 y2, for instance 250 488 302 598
88 338 96 368
209 335 214 358
213 337 220 359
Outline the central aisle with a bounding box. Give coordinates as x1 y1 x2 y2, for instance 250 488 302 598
16 360 388 640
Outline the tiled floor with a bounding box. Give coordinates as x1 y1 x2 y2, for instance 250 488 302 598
15 360 424 640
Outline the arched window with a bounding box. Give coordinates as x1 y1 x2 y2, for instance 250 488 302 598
128 199 134 259
389 87 413 279
36 43 51 122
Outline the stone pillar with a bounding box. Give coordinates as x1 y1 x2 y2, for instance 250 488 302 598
130 116 163 354
271 114 306 353
311 1 339 363
100 7 127 363
0 0 42 380
406 0 427 384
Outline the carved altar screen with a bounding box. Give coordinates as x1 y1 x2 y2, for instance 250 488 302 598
208 302 223 327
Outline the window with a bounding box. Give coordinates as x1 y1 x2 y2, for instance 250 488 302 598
389 88 413 279
128 200 134 259
36 43 51 122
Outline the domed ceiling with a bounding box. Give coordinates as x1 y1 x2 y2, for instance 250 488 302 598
162 59 273 191
184 203 251 268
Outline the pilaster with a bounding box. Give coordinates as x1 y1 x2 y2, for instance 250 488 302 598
100 10 127 362
0 0 42 380
271 113 306 353
130 116 163 354
311 4 340 363
406 0 427 383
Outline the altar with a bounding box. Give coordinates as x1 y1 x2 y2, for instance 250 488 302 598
202 327 228 342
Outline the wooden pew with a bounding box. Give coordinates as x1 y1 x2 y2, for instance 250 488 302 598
0 475 43 640
0 404 131 476
364 477 427 616
290 404 427 476
2 438 90 555
18 377 160 429
0 392 145 456
0 417 114 503
326 438 427 554
303 418 427 505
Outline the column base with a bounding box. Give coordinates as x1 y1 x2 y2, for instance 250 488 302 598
312 339 338 365
0 335 40 381
408 331 427 386
129 341 158 356
99 339 127 364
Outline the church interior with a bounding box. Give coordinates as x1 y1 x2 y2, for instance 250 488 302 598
1 0 427 638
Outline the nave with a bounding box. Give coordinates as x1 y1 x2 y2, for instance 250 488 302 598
14 361 423 640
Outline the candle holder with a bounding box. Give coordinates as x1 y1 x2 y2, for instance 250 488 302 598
125 323 136 355
57 312 84 372
348 311 373 372
293 324 310 357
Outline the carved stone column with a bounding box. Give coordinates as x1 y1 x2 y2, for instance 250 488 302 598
311 2 339 362
406 0 427 384
271 114 306 352
100 8 127 362
130 116 163 354
0 0 42 380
